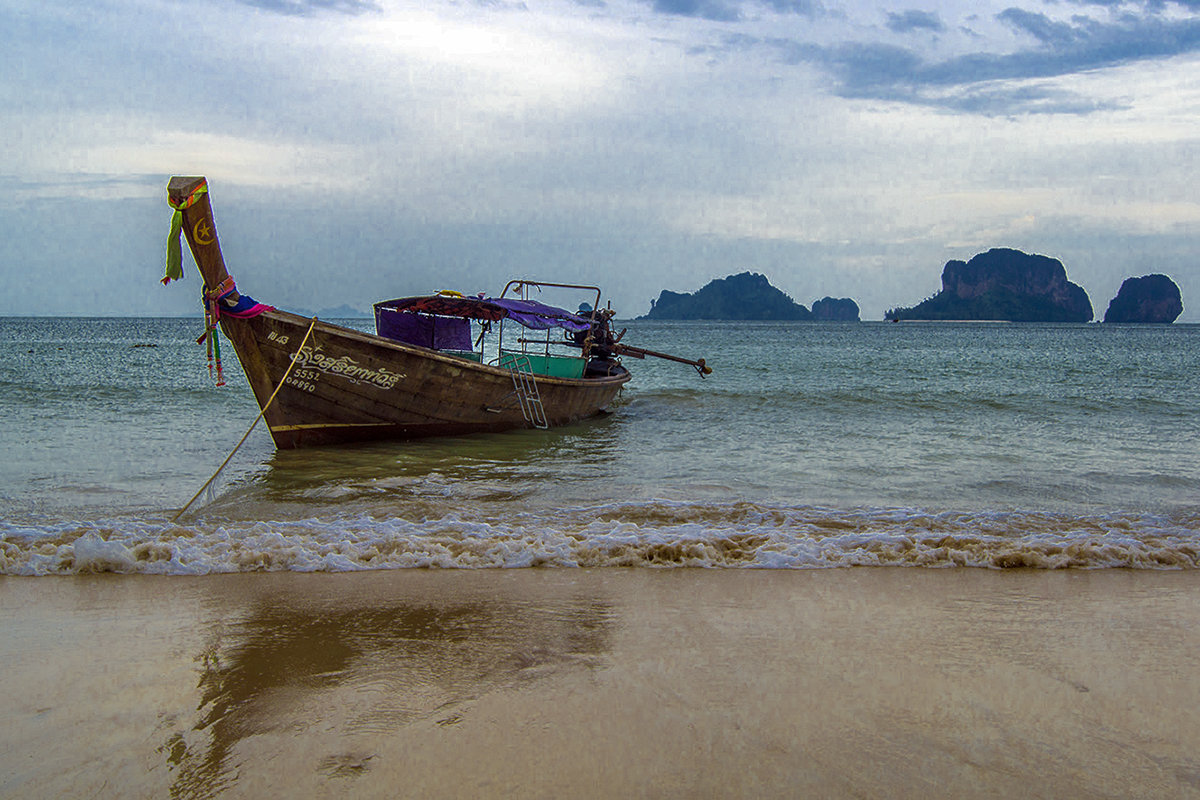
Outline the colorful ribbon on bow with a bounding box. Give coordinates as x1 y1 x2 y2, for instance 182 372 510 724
163 179 274 387
163 179 208 285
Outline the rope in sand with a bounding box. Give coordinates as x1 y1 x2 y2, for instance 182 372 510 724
171 317 318 523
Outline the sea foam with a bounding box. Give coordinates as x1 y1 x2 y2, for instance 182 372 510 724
1 501 1197 576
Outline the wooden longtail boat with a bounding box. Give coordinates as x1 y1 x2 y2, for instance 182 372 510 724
164 176 708 449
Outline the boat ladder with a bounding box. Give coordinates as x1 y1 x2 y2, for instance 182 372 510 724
507 356 548 429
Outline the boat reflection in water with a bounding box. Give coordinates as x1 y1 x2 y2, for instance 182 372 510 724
161 573 614 798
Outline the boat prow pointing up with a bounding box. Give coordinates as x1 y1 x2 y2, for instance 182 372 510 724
163 176 705 448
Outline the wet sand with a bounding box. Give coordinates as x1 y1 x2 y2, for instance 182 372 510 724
2 568 1198 798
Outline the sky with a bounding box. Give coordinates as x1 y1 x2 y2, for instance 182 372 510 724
2 0 1199 320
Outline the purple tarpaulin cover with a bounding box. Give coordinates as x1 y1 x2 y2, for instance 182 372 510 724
486 297 591 331
375 309 474 350
374 295 591 332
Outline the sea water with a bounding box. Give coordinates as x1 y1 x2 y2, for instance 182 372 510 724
1 316 1198 574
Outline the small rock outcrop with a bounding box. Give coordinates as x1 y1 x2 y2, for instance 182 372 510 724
641 272 812 320
886 248 1093 322
1102 275 1183 323
811 297 860 321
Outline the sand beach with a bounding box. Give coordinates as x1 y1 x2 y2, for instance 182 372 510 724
2 567 1198 798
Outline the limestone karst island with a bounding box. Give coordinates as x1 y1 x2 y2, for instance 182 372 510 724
641 272 860 321
1103 274 1184 323
887 248 1183 323
886 248 1094 322
641 252 1183 324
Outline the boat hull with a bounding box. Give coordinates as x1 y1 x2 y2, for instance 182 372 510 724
219 310 630 448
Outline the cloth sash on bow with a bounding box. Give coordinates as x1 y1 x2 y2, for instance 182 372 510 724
163 179 208 285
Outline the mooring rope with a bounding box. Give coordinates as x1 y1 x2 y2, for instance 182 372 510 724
171 317 318 523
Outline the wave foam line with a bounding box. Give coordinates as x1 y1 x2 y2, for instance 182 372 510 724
1 503 1198 575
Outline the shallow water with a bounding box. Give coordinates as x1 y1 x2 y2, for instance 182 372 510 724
1 317 1198 573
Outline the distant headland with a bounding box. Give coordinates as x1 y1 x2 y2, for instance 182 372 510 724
292 304 371 319
886 248 1093 323
641 272 859 321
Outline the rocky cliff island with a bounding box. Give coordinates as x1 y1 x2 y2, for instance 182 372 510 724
887 248 1093 323
812 296 861 321
1103 274 1183 323
643 272 810 320
642 272 859 321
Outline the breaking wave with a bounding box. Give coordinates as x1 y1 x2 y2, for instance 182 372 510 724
3 501 1198 575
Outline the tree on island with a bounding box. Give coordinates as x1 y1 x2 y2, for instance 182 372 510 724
886 248 1093 322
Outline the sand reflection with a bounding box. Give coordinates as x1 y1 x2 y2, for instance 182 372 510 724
162 573 612 798
5 569 1200 798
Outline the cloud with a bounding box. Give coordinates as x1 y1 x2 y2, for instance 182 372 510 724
953 9 1200 81
650 0 743 21
996 8 1088 46
232 0 381 14
752 5 1200 114
885 10 946 35
1067 0 1200 9
760 0 822 14
929 83 1117 115
646 0 820 21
